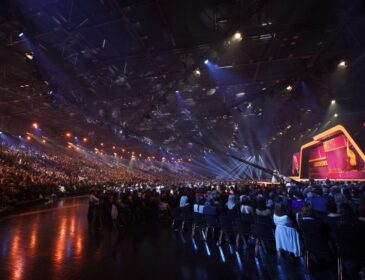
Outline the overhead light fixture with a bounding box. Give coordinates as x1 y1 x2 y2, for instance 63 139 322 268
26 136 31 141
18 33 24 38
233 32 242 41
204 59 209 65
42 139 46 144
66 132 72 138
25 51 34 61
331 100 336 105
194 69 201 76
334 113 338 118
83 137 88 142
286 85 293 91
338 60 347 68
32 123 38 129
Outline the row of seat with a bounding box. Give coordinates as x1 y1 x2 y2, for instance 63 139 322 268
171 207 364 280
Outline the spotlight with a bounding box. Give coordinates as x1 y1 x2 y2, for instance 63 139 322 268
194 69 201 76
42 139 46 144
18 33 24 38
18 135 22 139
112 146 116 150
25 51 34 61
32 123 38 129
66 132 72 138
334 113 338 118
233 32 242 41
83 137 87 142
204 59 209 65
331 100 336 105
286 85 293 91
175 90 180 94
338 60 347 68
67 145 72 149
100 142 104 147
0 131 2 134
26 136 31 141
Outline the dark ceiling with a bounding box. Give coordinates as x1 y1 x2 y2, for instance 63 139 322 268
0 0 364 178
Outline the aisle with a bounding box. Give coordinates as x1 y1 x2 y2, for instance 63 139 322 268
0 197 335 280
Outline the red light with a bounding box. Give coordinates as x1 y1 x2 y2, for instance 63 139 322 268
112 146 116 150
26 136 31 140
66 132 72 138
100 142 104 147
32 123 38 129
42 139 46 144
83 137 87 142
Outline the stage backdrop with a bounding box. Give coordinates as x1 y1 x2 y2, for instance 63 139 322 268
292 125 365 180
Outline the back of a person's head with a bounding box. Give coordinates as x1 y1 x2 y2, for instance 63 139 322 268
339 202 353 217
325 199 337 213
274 203 286 216
300 204 315 218
256 199 266 210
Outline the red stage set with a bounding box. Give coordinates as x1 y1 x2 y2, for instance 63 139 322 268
291 125 365 181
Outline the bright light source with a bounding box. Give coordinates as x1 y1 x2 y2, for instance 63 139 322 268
233 32 242 41
112 146 116 150
286 85 293 91
175 90 180 94
83 137 87 142
100 142 104 146
0 131 2 134
204 59 209 65
68 145 72 149
194 69 201 76
262 87 266 91
331 100 336 105
66 132 71 138
338 60 347 68
26 136 31 140
42 139 46 144
32 123 38 129
18 33 24 38
334 113 338 118
25 51 34 61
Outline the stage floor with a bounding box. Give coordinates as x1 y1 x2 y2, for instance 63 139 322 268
0 196 338 280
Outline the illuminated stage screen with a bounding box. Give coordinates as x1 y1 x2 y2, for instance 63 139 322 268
292 125 365 180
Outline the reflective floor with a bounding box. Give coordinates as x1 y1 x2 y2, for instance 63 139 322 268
0 196 337 280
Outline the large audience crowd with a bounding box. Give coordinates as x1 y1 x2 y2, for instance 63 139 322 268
88 180 365 279
1 141 365 278
0 143 151 212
